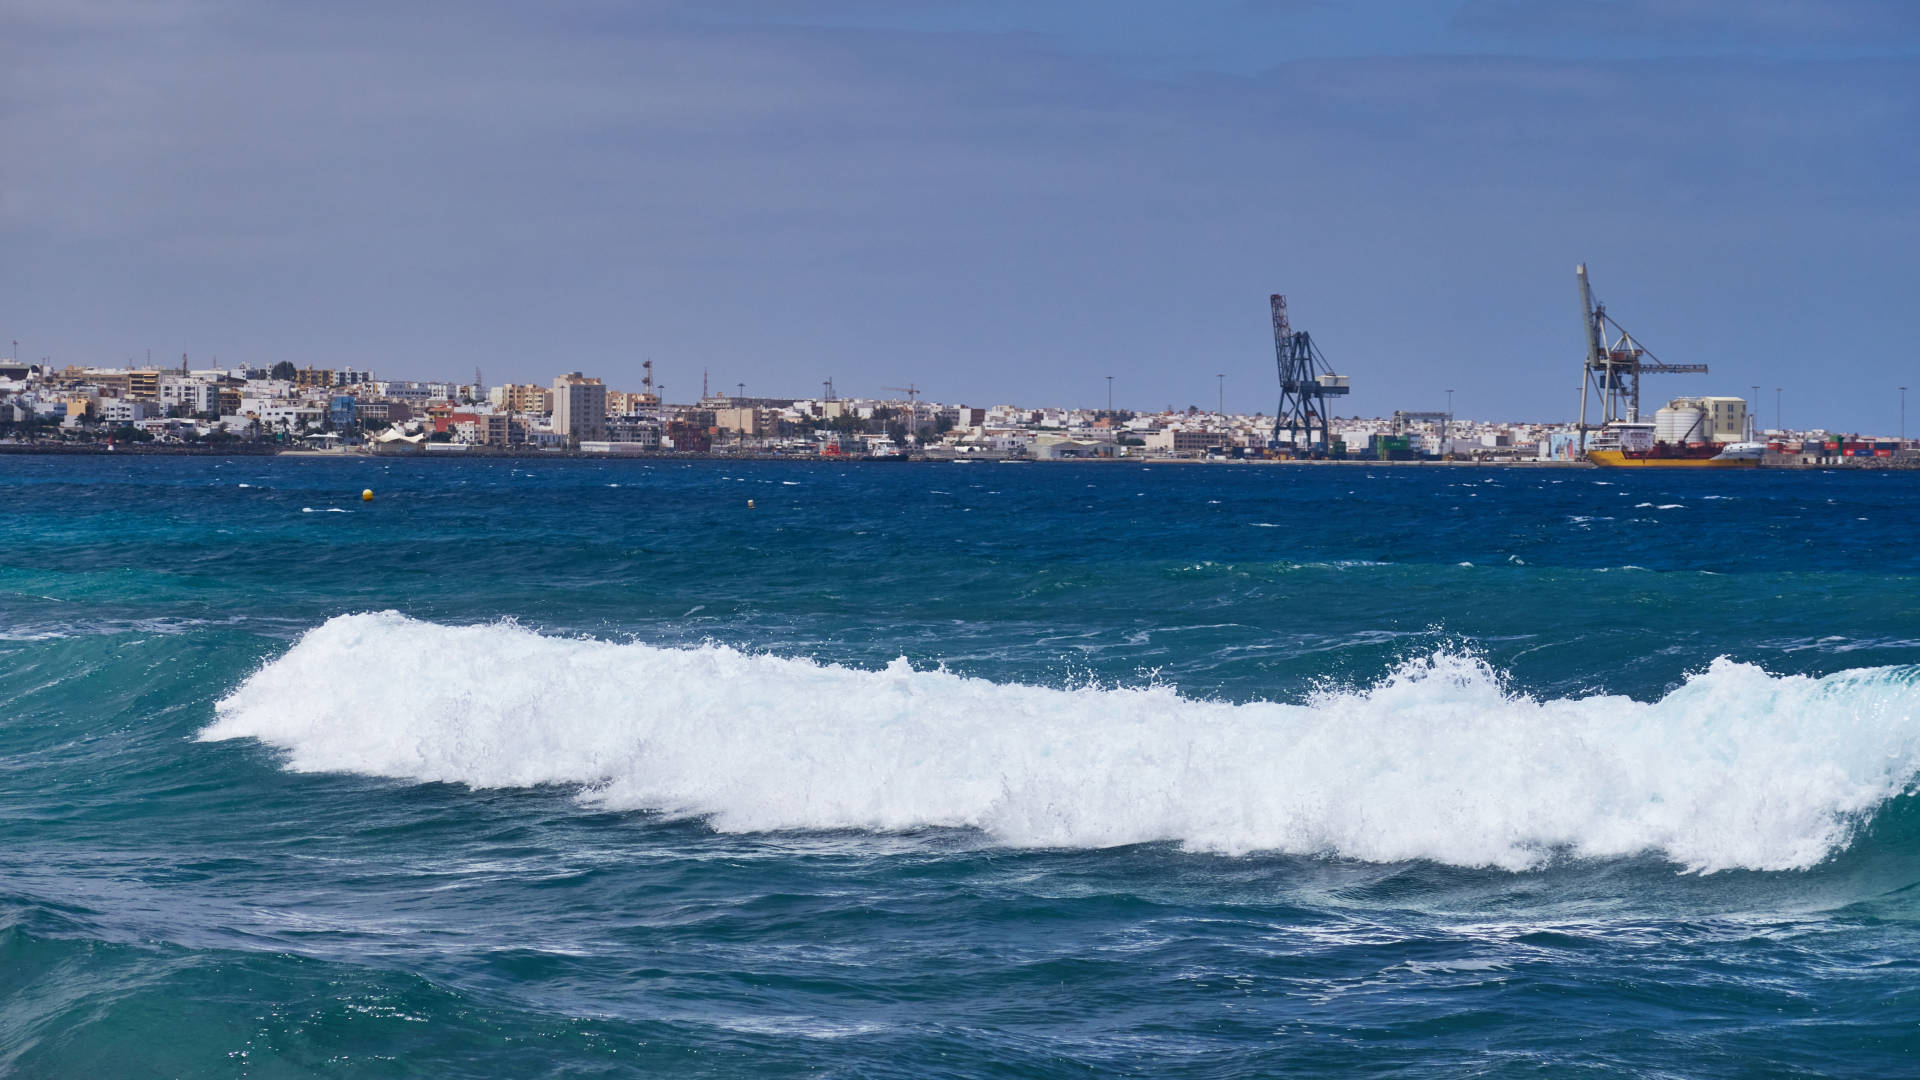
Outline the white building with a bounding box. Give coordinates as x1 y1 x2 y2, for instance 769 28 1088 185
158 375 218 414
375 381 438 404
100 399 151 422
604 416 661 447
250 403 325 429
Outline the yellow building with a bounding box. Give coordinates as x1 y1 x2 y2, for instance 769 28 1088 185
490 383 553 414
712 407 767 435
295 367 335 389
1698 396 1748 442
606 390 660 416
128 370 160 400
80 371 131 397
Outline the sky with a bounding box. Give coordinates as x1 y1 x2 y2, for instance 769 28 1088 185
4 0 1917 427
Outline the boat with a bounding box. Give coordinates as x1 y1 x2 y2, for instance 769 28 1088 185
1587 447 1760 468
1585 424 1761 468
1574 418 1758 465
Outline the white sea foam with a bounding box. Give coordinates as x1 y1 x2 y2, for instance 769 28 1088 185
0 628 69 641
201 613 1920 873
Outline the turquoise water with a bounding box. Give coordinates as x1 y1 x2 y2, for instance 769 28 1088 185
6 455 1920 1077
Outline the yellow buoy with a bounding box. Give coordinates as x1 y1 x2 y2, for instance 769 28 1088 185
361 489 374 502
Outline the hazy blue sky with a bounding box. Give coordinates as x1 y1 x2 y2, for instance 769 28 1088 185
4 0 1916 426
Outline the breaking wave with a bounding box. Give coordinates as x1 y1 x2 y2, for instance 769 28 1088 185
202 613 1920 872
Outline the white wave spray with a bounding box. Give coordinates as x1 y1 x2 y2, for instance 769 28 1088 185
202 613 1920 872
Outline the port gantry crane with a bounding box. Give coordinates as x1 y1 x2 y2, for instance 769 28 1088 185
1392 410 1452 442
1574 263 1707 450
1269 294 1350 456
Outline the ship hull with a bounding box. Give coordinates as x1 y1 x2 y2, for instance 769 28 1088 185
1587 450 1758 468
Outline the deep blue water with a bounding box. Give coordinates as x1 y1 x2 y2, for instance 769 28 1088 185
5 455 1920 1077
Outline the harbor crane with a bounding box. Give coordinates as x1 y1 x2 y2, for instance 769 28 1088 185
1392 410 1452 444
1574 263 1707 448
1269 294 1350 455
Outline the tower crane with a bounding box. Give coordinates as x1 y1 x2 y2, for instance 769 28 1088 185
881 384 923 443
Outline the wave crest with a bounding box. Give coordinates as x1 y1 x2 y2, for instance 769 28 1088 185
201 613 1920 872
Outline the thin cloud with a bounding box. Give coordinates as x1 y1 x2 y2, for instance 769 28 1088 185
1452 0 1920 49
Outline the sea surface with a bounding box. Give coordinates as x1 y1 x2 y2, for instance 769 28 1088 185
5 454 1920 1077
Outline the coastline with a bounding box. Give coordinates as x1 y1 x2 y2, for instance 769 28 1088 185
0 442 1596 465
5 443 1911 469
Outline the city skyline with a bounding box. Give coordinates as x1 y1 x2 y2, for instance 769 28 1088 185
5 1 1916 428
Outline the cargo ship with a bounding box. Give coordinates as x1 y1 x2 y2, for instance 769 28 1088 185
1584 421 1763 468
1586 444 1764 468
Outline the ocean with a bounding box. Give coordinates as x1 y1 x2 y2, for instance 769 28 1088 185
4 454 1919 1077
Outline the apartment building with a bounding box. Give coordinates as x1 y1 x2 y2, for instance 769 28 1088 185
551 373 606 444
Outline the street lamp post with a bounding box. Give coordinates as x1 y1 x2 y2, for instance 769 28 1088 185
1106 375 1113 416
1216 374 1224 416
1776 387 1783 433
1902 386 1909 443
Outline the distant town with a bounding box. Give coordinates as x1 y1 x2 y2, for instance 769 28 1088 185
0 356 1907 466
